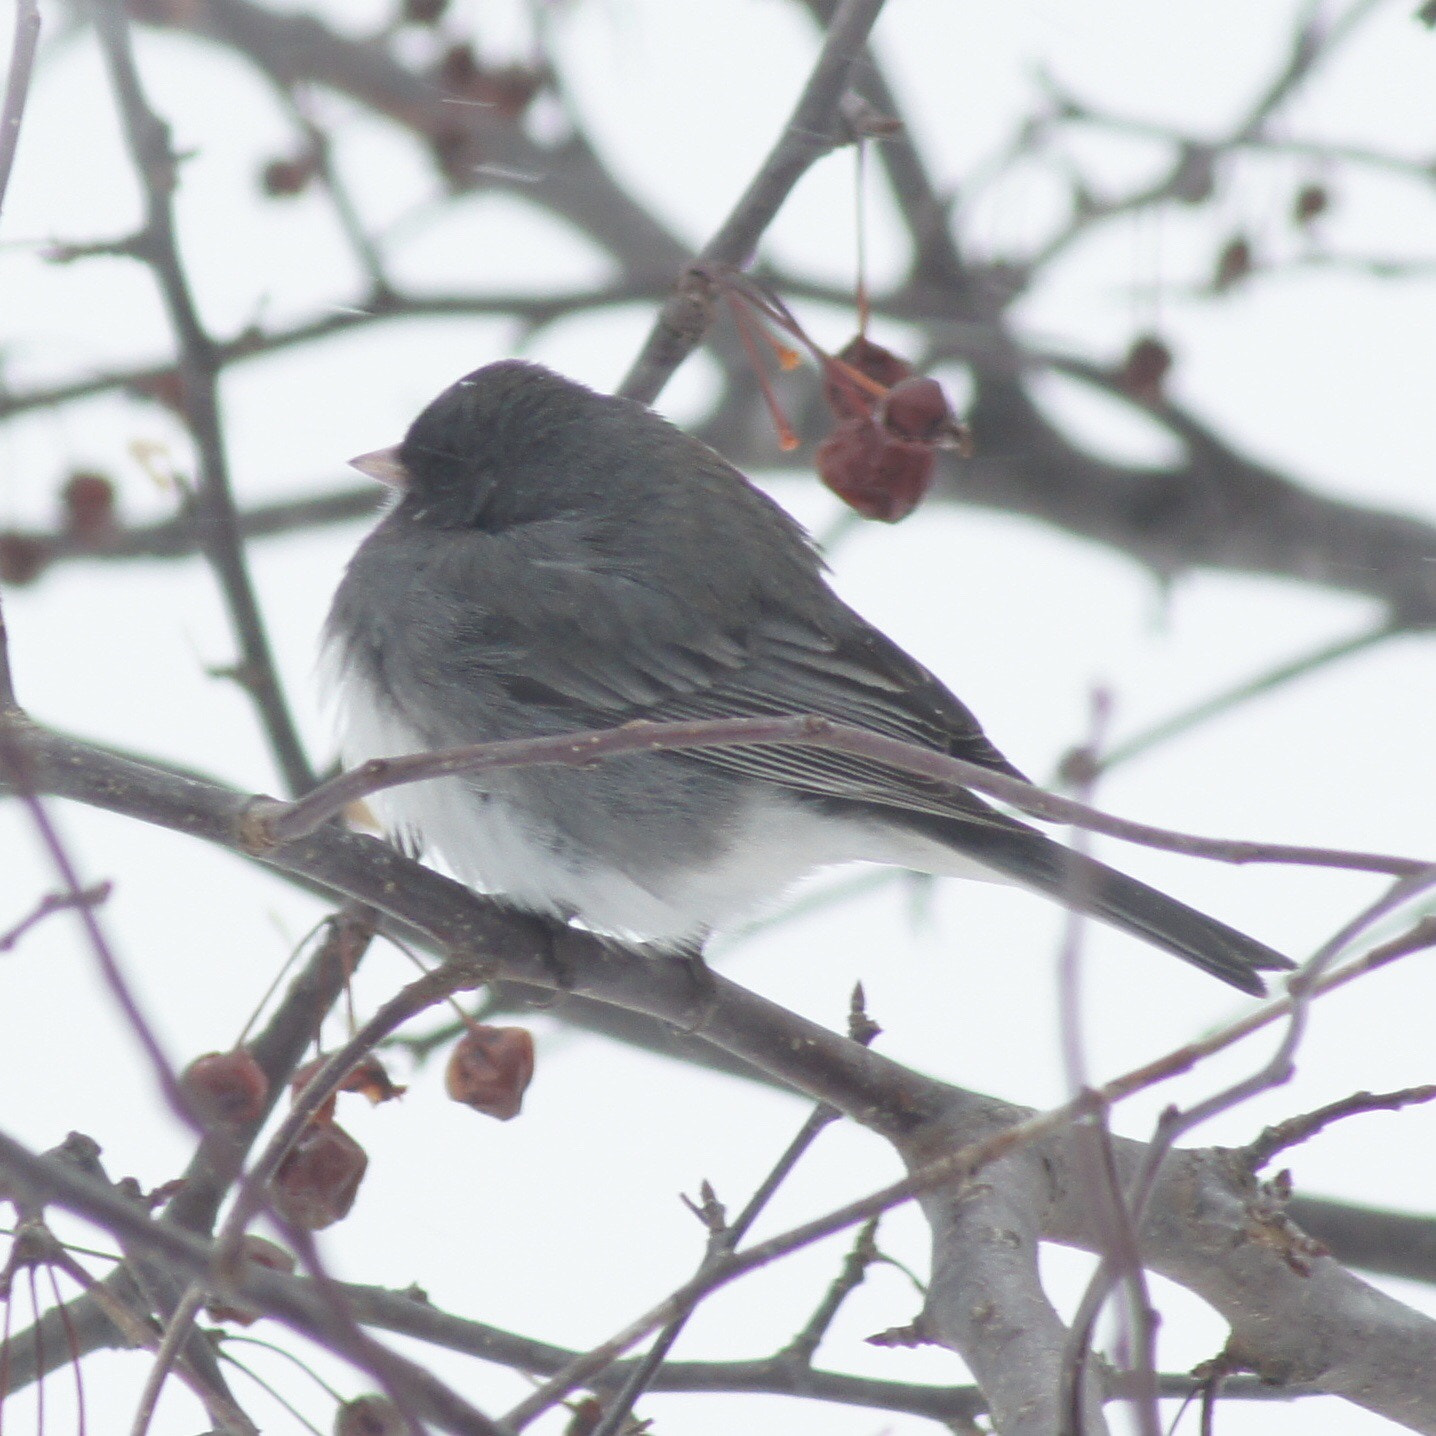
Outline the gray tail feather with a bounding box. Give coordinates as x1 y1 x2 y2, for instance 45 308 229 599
898 813 1293 996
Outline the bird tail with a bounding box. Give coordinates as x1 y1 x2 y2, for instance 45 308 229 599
893 811 1293 996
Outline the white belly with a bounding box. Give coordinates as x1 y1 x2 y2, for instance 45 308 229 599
325 660 1003 945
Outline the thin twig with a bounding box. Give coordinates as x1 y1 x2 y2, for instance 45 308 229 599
2 1145 501 1436
88 0 315 796
619 0 891 403
1091 622 1398 777
44 1244 255 1433
1054 701 1162 1436
1245 1084 1436 1171
127 1282 207 1436
46 1263 87 1436
0 729 192 1126
272 84 394 301
212 963 484 1265
1059 1114 1160 1436
0 882 111 952
0 0 39 215
499 909 1436 1431
1026 0 1381 272
585 989 881 1436
1062 873 1436 1398
783 1218 880 1366
280 1221 426 1436
248 713 1431 879
0 0 41 712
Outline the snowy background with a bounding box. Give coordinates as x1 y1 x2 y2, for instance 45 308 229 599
0 1 1433 1431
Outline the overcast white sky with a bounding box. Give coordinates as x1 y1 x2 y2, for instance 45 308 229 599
1 2 1434 1432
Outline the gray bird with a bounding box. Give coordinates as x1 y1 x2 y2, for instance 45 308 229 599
323 360 1290 994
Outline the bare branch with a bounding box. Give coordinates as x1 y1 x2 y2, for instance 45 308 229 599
1091 621 1398 778
1246 1085 1436 1172
0 1 39 215
620 0 891 403
88 0 315 794
245 712 1431 879
0 0 40 712
0 881 111 953
0 1134 506 1436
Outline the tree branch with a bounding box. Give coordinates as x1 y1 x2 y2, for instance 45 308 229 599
619 0 891 403
88 0 315 794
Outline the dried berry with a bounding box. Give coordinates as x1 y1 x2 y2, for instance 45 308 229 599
481 65 545 119
0 534 49 585
565 1397 604 1436
1213 235 1253 292
435 45 543 118
1293 183 1330 227
823 335 913 421
1171 144 1216 205
1116 335 1173 405
336 1395 406 1436
273 1122 368 1229
401 0 448 23
340 1054 406 1107
181 1050 269 1129
260 153 319 198
290 1052 406 1121
61 470 116 543
816 417 935 523
437 42 480 92
446 1025 535 1121
882 376 958 445
128 369 187 415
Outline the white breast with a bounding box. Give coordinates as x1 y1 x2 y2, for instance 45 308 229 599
321 642 1003 946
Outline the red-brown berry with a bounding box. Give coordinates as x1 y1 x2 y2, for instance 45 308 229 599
61 470 116 543
446 1026 535 1121
273 1122 368 1229
335 1395 406 1436
1116 335 1173 405
816 417 935 523
823 335 913 421
0 534 49 585
1213 235 1253 292
181 1050 270 1129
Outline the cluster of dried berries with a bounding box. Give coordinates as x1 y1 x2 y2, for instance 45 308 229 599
445 1024 535 1121
718 275 972 525
816 336 973 523
1117 179 1334 401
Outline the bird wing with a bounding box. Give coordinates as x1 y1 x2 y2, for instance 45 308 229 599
422 513 1029 829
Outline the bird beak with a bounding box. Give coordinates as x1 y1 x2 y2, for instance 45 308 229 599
349 445 411 487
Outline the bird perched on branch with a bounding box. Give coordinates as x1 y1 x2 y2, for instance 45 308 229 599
324 360 1290 994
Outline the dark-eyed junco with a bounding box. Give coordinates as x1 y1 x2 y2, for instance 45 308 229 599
323 360 1290 994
